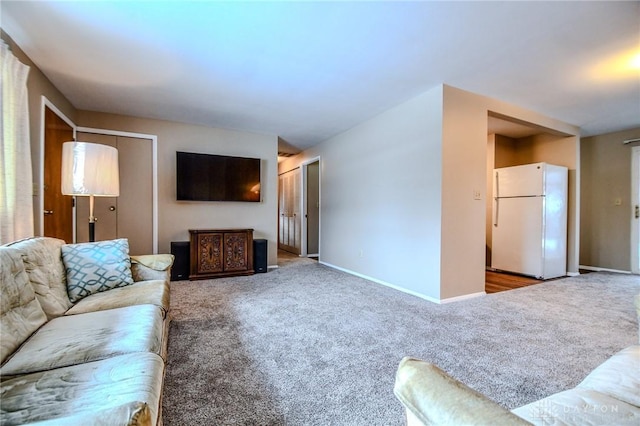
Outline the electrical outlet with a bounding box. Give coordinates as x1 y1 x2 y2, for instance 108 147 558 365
473 189 481 200
614 198 622 206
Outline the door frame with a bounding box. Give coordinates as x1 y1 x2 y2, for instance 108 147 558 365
39 96 159 253
631 146 640 274
77 126 159 254
300 156 321 258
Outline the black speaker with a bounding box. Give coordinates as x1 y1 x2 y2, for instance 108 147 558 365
170 241 190 281
253 239 267 273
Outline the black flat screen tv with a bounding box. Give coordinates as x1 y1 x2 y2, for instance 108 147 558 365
176 151 261 202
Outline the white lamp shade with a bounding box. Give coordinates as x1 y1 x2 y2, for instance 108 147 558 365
61 142 120 196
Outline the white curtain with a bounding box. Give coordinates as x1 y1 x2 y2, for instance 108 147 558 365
0 40 33 244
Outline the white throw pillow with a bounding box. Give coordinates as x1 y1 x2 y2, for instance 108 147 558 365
62 238 134 303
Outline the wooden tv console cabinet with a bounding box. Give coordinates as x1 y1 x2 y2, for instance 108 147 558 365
189 229 254 280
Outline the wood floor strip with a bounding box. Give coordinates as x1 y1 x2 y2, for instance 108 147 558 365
485 270 543 294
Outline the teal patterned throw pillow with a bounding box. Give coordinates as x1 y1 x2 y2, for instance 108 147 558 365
62 238 134 303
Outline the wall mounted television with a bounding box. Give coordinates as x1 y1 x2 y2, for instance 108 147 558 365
176 151 261 202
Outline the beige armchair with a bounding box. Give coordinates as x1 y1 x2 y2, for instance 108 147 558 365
394 357 531 425
393 295 640 425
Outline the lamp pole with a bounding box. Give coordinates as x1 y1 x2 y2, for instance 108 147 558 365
88 194 95 242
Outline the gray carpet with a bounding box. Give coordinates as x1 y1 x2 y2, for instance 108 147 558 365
163 254 639 425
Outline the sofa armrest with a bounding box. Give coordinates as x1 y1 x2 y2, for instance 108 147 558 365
130 254 174 283
635 294 640 343
394 357 531 426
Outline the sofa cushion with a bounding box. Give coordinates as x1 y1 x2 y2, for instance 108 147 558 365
62 238 134 302
0 352 164 425
577 345 640 408
18 402 152 426
0 304 165 377
5 237 72 319
65 279 170 317
0 247 48 365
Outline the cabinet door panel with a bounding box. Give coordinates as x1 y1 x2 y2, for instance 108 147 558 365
189 229 253 279
196 233 224 274
224 232 248 272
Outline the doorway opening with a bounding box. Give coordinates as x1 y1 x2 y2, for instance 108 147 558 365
302 158 320 258
277 157 321 260
278 167 301 255
631 146 640 274
485 112 576 292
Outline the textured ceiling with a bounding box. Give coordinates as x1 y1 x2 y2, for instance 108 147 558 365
2 1 639 151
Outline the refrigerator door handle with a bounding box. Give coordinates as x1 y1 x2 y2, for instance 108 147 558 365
493 171 499 227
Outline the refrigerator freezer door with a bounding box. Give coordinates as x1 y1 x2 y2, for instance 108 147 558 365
494 163 545 198
492 197 544 278
541 166 569 279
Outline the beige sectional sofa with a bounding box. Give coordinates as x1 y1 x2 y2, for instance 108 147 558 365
0 237 173 425
394 296 640 425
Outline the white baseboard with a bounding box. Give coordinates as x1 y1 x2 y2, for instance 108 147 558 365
319 261 485 304
579 265 631 274
439 291 487 303
268 265 279 270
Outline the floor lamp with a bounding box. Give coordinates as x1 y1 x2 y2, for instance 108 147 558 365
61 142 120 242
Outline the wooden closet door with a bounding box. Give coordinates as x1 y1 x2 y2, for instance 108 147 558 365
75 132 153 255
43 107 74 243
74 133 118 243
116 136 152 255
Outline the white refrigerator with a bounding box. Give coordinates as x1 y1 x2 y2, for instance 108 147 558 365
491 162 568 279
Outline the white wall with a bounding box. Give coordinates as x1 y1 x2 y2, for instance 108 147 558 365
581 127 640 271
3 32 280 265
440 85 580 299
281 86 445 300
440 86 488 298
77 111 279 265
284 84 580 302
